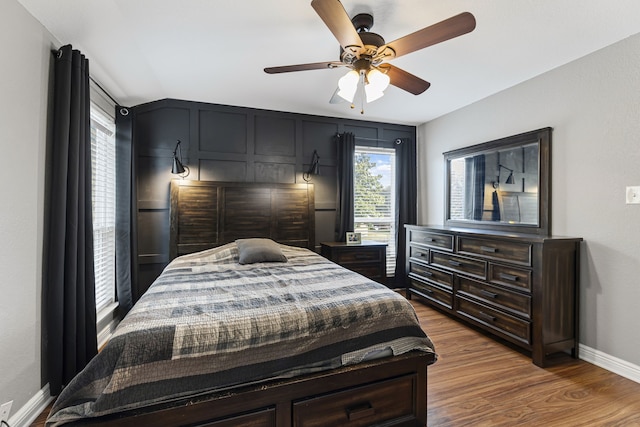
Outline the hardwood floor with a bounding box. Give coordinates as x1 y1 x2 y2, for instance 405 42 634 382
32 298 640 426
412 298 640 427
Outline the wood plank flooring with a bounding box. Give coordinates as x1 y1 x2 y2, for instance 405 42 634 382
413 298 640 426
32 297 640 426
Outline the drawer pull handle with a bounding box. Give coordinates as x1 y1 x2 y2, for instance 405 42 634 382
479 289 498 299
422 270 433 277
448 260 461 267
354 254 372 260
480 246 498 253
499 273 518 281
478 311 496 322
347 403 375 421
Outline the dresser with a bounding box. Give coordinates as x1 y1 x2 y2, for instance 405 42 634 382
405 225 582 367
321 241 387 284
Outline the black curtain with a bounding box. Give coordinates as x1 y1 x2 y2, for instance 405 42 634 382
44 44 97 395
394 138 417 283
115 106 136 310
335 132 355 241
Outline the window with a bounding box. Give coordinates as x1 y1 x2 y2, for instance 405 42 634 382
90 104 116 314
354 147 396 276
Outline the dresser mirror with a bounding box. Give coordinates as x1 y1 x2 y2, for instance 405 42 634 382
444 128 551 235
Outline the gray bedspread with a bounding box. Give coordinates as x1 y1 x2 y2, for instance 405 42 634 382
47 243 435 425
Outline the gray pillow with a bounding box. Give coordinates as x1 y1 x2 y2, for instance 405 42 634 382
236 238 288 265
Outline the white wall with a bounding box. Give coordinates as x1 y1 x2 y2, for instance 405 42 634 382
418 33 640 366
0 0 58 421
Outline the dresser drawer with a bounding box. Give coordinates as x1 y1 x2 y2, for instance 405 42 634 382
409 230 454 251
457 276 531 319
430 251 486 279
409 262 453 289
410 277 453 309
293 374 418 427
489 264 532 291
336 248 383 264
457 297 531 345
409 244 429 262
457 237 532 266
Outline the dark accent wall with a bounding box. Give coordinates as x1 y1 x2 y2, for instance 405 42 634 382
132 98 415 298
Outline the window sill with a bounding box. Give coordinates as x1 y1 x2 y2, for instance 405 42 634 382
97 301 120 350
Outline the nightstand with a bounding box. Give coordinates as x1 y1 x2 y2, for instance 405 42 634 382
320 241 388 285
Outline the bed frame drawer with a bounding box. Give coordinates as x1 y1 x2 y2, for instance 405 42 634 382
293 374 419 427
198 408 275 427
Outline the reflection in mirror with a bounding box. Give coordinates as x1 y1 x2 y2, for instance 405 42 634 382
444 127 551 235
449 143 539 225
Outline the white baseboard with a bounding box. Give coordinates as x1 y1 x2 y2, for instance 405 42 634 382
580 344 640 384
8 384 54 427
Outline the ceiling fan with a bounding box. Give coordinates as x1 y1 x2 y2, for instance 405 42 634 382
264 0 476 110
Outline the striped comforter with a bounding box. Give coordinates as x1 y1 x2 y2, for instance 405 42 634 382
47 243 435 425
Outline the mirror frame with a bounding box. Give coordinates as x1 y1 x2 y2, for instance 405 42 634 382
444 127 551 235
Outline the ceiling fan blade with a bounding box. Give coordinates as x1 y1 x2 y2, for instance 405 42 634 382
379 64 430 95
378 12 476 60
264 61 344 74
329 87 347 104
311 0 363 55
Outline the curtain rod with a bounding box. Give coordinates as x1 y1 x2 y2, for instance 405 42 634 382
89 75 120 106
336 133 402 144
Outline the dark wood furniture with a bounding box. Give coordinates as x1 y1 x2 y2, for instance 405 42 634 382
88 180 434 427
406 224 582 367
320 241 387 284
444 127 551 235
170 180 315 259
82 352 432 426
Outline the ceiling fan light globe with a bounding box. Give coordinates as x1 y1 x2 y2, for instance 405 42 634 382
337 70 359 102
365 86 385 103
366 68 390 92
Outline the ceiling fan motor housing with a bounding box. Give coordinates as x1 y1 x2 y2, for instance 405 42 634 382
340 13 385 65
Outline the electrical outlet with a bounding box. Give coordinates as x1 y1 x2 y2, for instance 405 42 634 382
0 401 12 423
626 186 640 204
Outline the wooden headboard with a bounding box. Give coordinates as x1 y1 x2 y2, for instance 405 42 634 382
169 180 315 259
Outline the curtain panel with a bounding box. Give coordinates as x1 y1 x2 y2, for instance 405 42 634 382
115 106 136 309
44 44 97 395
335 132 355 241
394 138 417 283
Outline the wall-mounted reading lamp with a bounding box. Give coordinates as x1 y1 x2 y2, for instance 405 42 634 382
498 164 515 185
303 150 320 182
171 140 190 178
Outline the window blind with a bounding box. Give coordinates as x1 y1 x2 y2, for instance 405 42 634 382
354 147 396 276
90 105 116 313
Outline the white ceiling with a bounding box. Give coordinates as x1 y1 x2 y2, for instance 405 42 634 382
18 0 640 125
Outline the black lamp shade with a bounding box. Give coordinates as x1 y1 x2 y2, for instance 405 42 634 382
505 172 515 184
172 156 186 175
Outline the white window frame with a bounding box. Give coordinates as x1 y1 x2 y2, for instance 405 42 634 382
90 82 119 346
353 146 397 277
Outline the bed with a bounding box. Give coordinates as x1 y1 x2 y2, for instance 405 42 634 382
47 180 436 426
